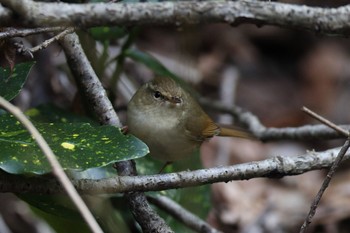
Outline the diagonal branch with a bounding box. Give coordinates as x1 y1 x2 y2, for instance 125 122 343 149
299 108 350 232
302 106 350 137
300 139 350 232
59 32 172 233
59 32 121 127
1 0 350 36
148 195 222 233
28 27 75 53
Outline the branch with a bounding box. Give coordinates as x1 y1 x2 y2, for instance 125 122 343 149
301 139 350 232
302 106 350 137
0 27 67 40
59 32 122 127
28 27 75 53
200 98 349 141
148 195 222 233
299 108 350 232
59 32 172 233
1 146 348 195
1 0 350 35
0 96 103 233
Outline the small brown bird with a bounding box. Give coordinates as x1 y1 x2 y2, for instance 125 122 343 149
127 76 253 164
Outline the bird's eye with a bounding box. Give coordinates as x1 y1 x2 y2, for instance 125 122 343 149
153 91 162 99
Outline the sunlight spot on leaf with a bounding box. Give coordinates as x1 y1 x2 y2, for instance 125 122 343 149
33 159 41 165
61 142 75 151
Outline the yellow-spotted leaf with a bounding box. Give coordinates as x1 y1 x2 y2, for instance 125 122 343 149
0 114 149 174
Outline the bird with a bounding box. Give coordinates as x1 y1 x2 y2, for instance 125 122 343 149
127 76 253 167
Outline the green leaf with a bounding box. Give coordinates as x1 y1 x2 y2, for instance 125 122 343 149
125 49 177 79
89 27 128 41
0 114 149 174
25 104 96 124
124 49 197 95
0 62 35 101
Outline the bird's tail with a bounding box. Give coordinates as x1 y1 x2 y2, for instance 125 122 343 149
218 126 256 140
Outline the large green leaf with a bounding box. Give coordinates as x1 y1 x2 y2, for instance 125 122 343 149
25 104 96 124
0 114 149 174
0 62 35 100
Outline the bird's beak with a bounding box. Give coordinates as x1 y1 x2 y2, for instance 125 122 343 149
168 96 182 104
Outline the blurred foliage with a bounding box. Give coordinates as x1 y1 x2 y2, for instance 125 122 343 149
125 48 197 95
89 26 128 42
21 194 131 233
0 62 34 101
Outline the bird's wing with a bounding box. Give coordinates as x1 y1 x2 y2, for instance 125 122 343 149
184 111 220 142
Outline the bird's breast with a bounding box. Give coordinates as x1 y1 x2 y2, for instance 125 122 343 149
127 106 199 161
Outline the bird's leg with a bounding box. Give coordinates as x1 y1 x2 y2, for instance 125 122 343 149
121 126 129 135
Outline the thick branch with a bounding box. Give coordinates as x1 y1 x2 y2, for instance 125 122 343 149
1 146 348 195
59 33 121 127
1 0 350 35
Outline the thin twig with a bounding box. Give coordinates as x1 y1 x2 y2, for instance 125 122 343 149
0 96 103 233
0 27 66 39
200 98 350 141
300 107 350 233
29 27 75 53
300 138 350 233
148 195 222 233
302 106 350 137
